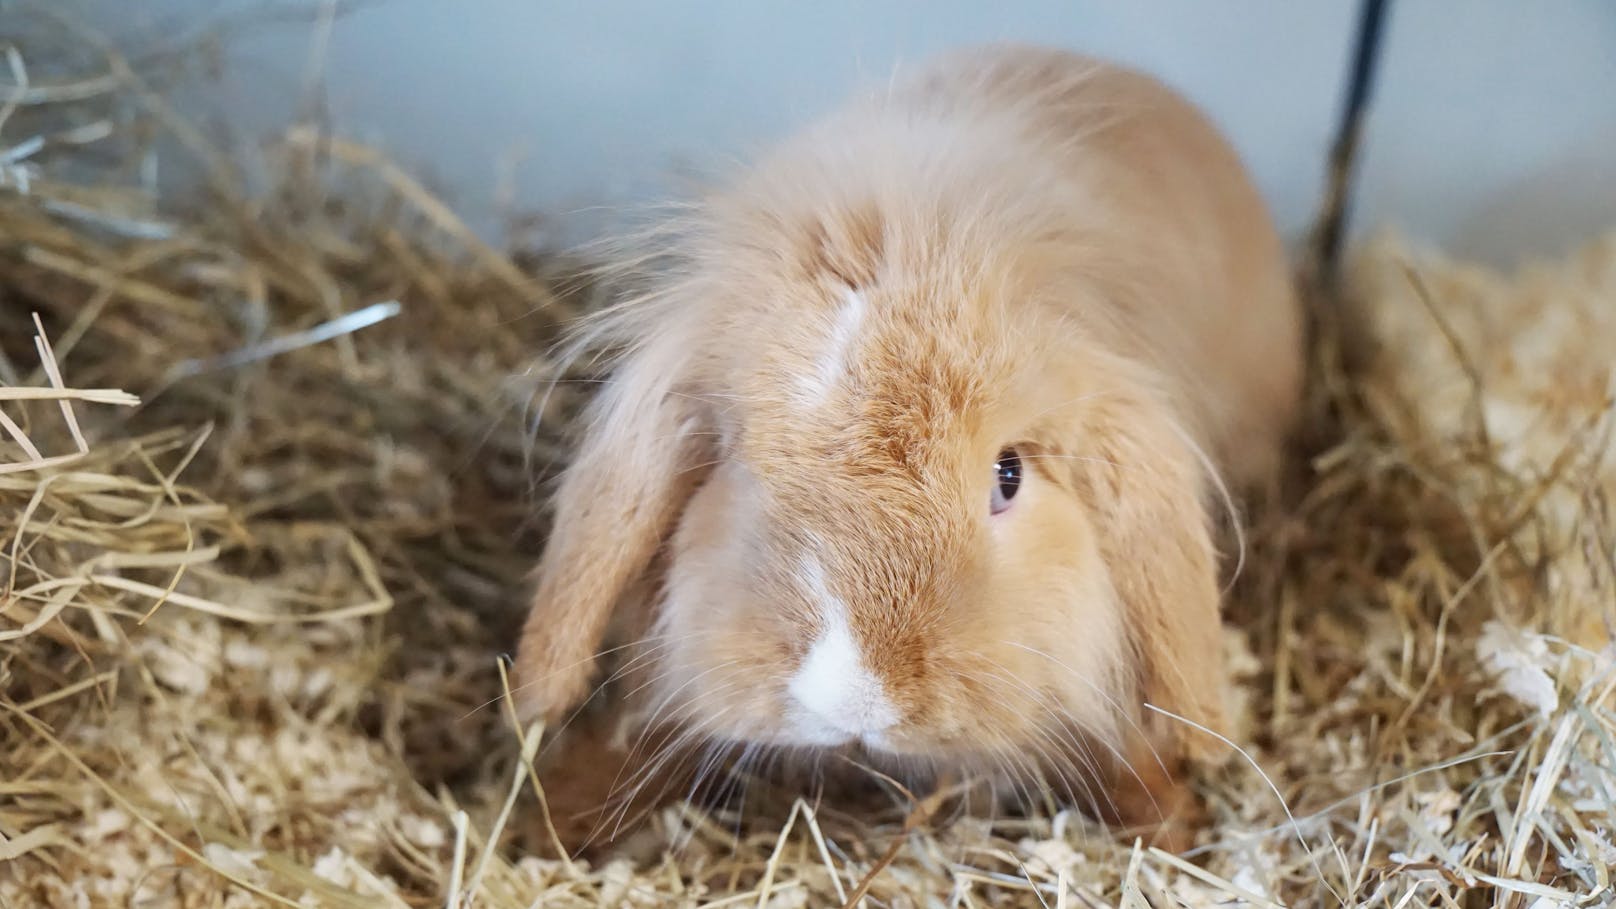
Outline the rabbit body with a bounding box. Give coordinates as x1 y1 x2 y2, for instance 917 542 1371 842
515 43 1303 850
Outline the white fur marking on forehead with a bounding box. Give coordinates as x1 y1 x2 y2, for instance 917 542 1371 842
796 287 867 406
786 553 899 739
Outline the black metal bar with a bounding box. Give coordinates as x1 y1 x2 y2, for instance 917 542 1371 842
1314 0 1392 284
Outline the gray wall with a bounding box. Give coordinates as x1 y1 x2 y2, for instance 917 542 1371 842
81 1 1616 265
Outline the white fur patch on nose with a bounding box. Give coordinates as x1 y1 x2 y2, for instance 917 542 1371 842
796 288 866 406
786 555 899 739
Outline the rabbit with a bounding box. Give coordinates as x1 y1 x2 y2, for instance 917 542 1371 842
513 42 1304 852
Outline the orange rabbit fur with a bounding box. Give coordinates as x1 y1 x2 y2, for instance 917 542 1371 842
514 43 1303 853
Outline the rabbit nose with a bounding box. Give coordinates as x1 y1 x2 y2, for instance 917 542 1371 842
786 612 900 738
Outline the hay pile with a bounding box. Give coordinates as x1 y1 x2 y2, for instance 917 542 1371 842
3 20 1614 909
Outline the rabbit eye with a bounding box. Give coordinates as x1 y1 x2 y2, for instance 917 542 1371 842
991 448 1022 514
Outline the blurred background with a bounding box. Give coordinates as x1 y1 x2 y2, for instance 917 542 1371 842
75 0 1616 266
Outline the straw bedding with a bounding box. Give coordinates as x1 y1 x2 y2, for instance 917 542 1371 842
2 22 1614 909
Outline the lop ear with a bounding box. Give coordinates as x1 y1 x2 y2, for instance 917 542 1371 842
1079 377 1232 766
514 345 708 726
